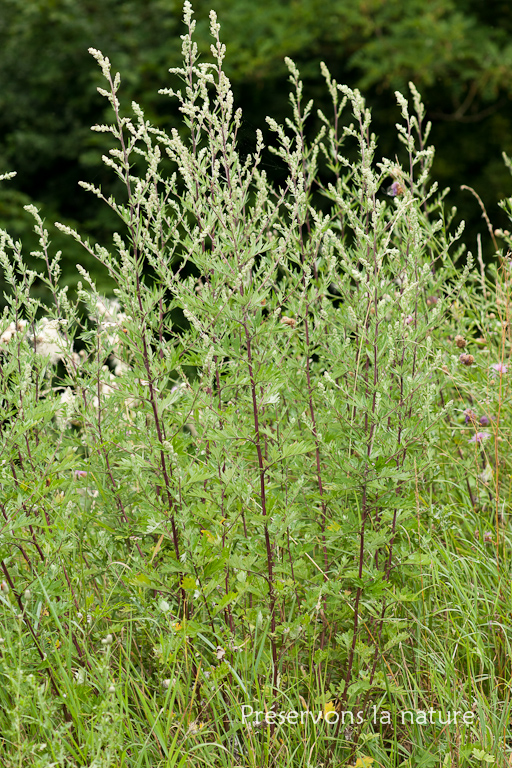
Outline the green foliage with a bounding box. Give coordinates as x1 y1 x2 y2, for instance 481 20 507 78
0 4 512 766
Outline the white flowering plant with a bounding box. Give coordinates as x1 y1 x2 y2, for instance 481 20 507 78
0 4 511 767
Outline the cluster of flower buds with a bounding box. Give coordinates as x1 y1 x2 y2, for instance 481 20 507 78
0 320 28 345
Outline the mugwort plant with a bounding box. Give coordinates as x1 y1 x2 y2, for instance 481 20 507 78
2 4 511 766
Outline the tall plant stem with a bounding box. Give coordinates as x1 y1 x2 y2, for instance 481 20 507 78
244 323 278 702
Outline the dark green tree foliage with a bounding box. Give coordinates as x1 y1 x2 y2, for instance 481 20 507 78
1 0 512 304
0 0 184 301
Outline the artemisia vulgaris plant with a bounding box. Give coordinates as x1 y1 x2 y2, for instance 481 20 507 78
0 3 486 766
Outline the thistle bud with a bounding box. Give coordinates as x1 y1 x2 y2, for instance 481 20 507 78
454 335 467 348
459 353 474 366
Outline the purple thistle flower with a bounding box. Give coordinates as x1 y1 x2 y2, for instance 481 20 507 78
387 180 405 197
469 432 491 444
479 415 492 426
463 408 477 424
74 470 88 479
490 362 508 374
